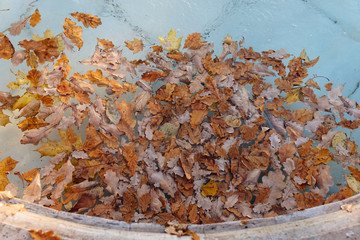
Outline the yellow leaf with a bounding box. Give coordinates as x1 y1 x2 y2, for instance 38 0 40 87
35 129 73 157
331 132 348 152
201 180 218 197
32 29 54 41
347 175 360 193
0 156 18 190
158 29 183 51
285 88 303 105
0 110 10 127
300 48 310 63
12 92 36 111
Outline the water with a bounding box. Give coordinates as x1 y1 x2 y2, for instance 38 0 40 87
0 0 359 223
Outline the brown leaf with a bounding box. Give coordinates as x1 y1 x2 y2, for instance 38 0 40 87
97 38 114 49
9 17 30 36
0 33 15 60
125 38 143 54
29 230 60 240
23 172 41 203
278 143 296 163
19 38 60 64
184 33 206 49
22 168 40 182
71 12 102 28
30 9 41 27
139 193 152 212
142 71 168 82
63 17 83 49
0 157 18 191
18 117 49 131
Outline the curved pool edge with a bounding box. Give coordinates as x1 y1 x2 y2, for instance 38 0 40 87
0 194 359 239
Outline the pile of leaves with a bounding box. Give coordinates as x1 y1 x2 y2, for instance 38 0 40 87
0 10 359 225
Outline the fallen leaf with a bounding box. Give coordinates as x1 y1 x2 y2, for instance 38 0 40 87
97 38 114 49
125 38 143 54
9 17 30 36
22 172 41 203
201 180 217 197
30 9 41 27
0 110 10 126
0 157 18 191
347 175 360 193
63 17 83 49
184 32 206 49
0 33 15 60
158 29 183 51
29 229 60 240
71 12 102 28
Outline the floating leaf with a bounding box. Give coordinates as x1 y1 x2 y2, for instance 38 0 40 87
0 157 18 191
29 9 41 27
71 12 102 28
29 229 60 240
347 175 360 193
0 110 10 127
158 29 183 51
201 180 217 197
63 17 83 49
0 33 15 60
125 38 143 54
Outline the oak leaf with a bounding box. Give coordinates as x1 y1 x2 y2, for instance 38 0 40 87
9 17 30 36
97 38 114 49
0 157 18 191
18 117 49 131
29 230 60 240
71 12 102 28
125 38 143 54
142 71 168 82
19 38 60 63
184 32 206 49
0 33 15 60
63 17 83 49
30 9 41 27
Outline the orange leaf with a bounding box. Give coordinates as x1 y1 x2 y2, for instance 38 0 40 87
29 9 41 27
0 33 15 60
19 38 60 64
27 69 41 87
84 69 110 87
125 38 143 54
190 109 208 128
22 168 40 182
63 17 83 49
57 81 72 95
278 143 296 163
184 32 206 49
71 12 102 28
151 45 163 54
122 142 138 176
0 156 18 190
29 230 60 240
18 117 49 131
349 167 360 181
97 38 114 49
142 71 168 82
